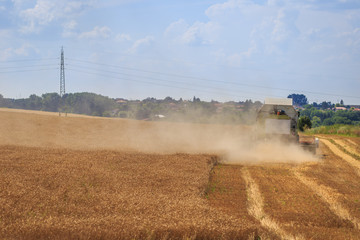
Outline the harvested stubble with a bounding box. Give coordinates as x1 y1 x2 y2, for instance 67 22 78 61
300 142 360 222
247 163 359 238
0 145 262 239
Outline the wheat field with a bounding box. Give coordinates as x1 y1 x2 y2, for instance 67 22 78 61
1 108 360 239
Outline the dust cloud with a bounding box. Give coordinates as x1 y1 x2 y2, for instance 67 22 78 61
127 122 318 164
0 108 318 164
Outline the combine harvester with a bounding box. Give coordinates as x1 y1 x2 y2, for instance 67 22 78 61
256 98 319 154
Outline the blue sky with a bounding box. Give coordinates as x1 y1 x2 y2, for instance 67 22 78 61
0 0 359 104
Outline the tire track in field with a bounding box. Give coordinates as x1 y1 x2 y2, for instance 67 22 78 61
332 139 360 157
321 139 360 177
241 167 302 240
345 139 359 148
293 168 360 230
344 138 360 154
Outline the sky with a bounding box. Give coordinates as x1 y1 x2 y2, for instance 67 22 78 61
0 0 359 104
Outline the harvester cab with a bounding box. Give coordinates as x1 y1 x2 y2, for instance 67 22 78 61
256 98 319 154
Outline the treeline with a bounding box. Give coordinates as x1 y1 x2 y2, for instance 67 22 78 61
1 92 359 126
0 92 261 125
300 105 360 126
0 93 117 116
288 93 360 126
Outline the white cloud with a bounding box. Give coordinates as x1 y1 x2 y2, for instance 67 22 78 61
271 8 299 43
210 48 226 59
19 0 56 33
267 0 286 7
0 48 13 61
164 19 188 37
18 0 95 33
212 40 257 67
340 27 360 52
64 20 77 30
243 6 300 55
78 26 112 39
127 35 154 53
62 20 77 38
242 40 257 57
14 44 31 55
205 0 247 17
226 53 242 66
165 19 219 45
11 0 28 9
116 33 131 42
0 44 31 61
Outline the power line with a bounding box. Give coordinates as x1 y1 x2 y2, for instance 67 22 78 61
67 64 286 98
66 68 242 98
67 67 282 99
0 64 58 70
66 58 360 100
64 47 358 81
1 55 358 102
0 68 58 74
0 57 58 63
68 63 270 97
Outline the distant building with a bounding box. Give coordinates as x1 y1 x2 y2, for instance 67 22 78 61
335 107 347 111
116 99 127 104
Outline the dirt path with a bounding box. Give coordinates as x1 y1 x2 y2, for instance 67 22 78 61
321 139 360 176
293 168 360 230
241 167 301 240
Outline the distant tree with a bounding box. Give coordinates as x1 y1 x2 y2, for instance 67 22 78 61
298 116 312 131
340 99 344 106
193 96 200 102
164 96 174 102
320 101 332 110
322 118 334 126
333 116 351 125
41 93 60 112
287 94 308 106
243 99 253 111
144 97 157 103
253 101 263 109
303 104 312 109
135 107 150 120
311 116 321 128
28 94 42 110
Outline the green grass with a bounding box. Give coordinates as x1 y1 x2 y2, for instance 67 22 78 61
306 124 360 137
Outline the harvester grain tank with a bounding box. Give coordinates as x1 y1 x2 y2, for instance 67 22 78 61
256 98 319 154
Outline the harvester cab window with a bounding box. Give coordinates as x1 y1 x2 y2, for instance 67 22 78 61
277 110 285 115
